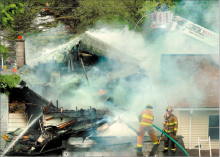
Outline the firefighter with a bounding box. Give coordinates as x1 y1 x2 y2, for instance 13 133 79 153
163 106 178 154
12 66 17 73
134 104 158 152
155 3 162 11
163 2 169 11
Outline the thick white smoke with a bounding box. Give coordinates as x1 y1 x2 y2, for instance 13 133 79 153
20 1 219 137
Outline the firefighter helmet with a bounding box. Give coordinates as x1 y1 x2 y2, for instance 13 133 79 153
158 2 161 5
166 106 173 112
146 104 153 109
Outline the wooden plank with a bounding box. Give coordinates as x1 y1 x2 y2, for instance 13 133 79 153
10 103 25 106
43 114 55 119
8 118 27 123
9 113 27 119
43 117 73 123
8 123 27 127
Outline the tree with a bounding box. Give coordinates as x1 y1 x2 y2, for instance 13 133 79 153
47 0 140 34
1 0 58 55
1 2 24 59
0 2 24 95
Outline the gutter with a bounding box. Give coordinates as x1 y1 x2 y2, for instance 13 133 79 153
174 108 219 111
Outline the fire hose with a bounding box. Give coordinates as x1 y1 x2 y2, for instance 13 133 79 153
152 124 189 157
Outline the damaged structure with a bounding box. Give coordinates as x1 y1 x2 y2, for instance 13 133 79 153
1 32 155 156
1 18 219 156
16 32 150 108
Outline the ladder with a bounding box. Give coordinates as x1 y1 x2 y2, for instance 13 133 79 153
198 136 212 157
172 16 219 49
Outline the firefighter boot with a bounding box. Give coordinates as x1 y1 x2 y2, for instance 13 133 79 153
162 149 168 153
152 144 159 151
149 145 158 156
171 150 176 154
135 146 143 156
134 146 142 152
171 147 176 154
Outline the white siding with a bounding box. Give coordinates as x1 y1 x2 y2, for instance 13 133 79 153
179 111 190 149
8 113 28 131
191 111 208 149
1 95 8 132
179 110 219 149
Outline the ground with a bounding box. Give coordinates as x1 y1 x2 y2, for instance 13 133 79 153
2 133 219 156
62 136 186 156
1 69 14 75
186 149 219 156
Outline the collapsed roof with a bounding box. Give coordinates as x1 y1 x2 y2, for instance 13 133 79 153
18 33 141 87
27 33 139 67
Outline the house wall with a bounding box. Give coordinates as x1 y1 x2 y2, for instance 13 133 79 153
178 111 190 149
0 95 8 132
8 113 28 131
178 110 219 149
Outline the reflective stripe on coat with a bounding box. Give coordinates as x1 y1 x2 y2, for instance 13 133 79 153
139 108 154 127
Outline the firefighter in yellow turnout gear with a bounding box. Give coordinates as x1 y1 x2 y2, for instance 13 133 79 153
135 104 158 152
163 106 178 154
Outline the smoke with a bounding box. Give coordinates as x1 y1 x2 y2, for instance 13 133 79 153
24 24 76 64
172 1 219 33
19 1 219 137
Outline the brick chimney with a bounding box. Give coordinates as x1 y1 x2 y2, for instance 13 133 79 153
16 36 25 69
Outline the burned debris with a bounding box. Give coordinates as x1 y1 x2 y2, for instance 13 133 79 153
2 120 107 156
1 80 115 156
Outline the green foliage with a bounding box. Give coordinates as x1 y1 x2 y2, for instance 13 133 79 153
0 2 23 95
1 2 24 31
0 2 24 59
50 0 139 34
1 0 57 53
0 45 9 60
0 75 21 96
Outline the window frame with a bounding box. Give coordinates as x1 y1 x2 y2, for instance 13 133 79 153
208 115 219 140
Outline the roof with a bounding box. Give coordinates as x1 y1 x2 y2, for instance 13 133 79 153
27 33 139 67
160 54 219 108
79 33 139 65
17 32 141 86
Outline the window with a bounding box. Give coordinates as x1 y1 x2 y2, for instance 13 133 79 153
209 115 219 139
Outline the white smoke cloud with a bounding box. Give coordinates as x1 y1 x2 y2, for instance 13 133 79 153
20 1 219 137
